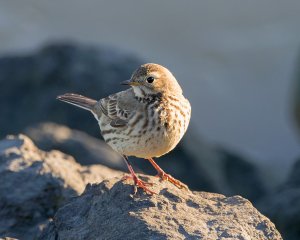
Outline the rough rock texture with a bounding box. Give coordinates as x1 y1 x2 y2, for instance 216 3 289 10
0 134 282 239
41 177 282 240
258 158 300 240
0 134 121 239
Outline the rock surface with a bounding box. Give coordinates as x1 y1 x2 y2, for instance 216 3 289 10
40 177 282 240
0 134 121 239
0 134 282 239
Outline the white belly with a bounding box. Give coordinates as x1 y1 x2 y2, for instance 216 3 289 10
104 128 180 158
97 95 191 159
99 115 188 159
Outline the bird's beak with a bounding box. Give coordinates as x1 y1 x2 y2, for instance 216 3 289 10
120 79 140 86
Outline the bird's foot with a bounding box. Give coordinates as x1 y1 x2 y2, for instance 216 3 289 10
156 171 189 190
122 174 156 195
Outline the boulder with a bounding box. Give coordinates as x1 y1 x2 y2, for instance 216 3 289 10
293 53 300 135
258 158 300 240
0 134 282 240
220 149 265 201
0 134 121 239
182 132 266 202
40 176 282 240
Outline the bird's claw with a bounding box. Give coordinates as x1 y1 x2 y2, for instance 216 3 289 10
156 172 189 190
122 174 156 195
133 178 156 195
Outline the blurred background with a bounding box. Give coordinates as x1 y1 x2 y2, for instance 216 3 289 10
1 1 300 239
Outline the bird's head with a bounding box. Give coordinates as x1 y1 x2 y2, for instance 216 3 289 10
121 63 182 97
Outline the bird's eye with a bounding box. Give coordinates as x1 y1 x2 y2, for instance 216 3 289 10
146 76 155 83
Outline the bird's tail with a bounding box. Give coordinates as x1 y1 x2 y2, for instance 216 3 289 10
57 93 97 112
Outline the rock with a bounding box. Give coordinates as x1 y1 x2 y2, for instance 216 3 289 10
293 53 300 135
182 132 266 202
220 149 265 201
40 176 282 240
25 122 124 169
0 134 122 239
0 43 142 138
258 158 300 240
0 134 281 239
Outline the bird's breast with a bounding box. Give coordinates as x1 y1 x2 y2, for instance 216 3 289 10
99 94 191 159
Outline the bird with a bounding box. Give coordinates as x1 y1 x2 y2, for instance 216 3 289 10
57 63 191 194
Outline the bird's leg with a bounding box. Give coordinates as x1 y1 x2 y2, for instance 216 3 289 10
147 158 188 190
122 155 156 195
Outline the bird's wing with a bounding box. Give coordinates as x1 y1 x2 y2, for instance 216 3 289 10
98 89 138 128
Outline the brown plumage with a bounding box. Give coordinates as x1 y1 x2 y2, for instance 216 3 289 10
57 63 191 194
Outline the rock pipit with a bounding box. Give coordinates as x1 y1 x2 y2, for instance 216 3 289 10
57 63 191 194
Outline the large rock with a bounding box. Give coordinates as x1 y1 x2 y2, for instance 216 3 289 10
0 134 121 239
40 176 282 240
0 43 142 138
258 158 300 240
0 134 281 239
293 53 300 135
182 132 266 202
219 149 265 201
